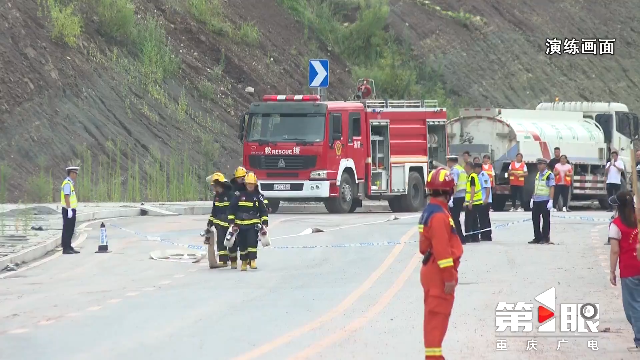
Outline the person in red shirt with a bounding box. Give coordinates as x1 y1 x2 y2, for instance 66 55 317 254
609 191 640 352
419 167 464 359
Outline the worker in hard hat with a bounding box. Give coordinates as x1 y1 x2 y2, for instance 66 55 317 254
446 155 466 243
227 172 269 271
230 165 269 208
206 172 236 267
419 167 463 360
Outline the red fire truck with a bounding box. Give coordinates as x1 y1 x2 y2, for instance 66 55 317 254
237 83 448 214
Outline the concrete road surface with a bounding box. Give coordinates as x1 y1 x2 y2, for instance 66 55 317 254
0 210 635 359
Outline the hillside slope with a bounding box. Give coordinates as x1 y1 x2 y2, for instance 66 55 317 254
1 0 639 203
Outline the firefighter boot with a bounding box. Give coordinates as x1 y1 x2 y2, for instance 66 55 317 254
231 261 238 269
241 261 248 271
250 259 257 269
218 261 229 267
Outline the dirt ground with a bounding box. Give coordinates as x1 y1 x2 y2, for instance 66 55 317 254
1 0 639 201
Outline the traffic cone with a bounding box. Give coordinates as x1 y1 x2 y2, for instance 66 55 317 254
96 222 111 253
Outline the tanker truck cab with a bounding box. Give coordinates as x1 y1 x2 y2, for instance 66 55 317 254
239 94 446 214
536 102 640 203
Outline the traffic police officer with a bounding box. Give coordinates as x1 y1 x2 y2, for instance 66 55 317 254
477 163 493 241
529 158 555 244
206 172 236 267
464 161 482 243
227 172 269 271
419 167 463 360
61 166 80 254
446 156 466 242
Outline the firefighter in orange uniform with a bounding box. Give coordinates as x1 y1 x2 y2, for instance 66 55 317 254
419 167 464 360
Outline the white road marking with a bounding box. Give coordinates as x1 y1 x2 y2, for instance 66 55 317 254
141 287 156 291
174 274 184 278
38 319 56 325
8 329 29 334
107 299 122 303
125 292 139 296
87 306 102 311
159 281 172 285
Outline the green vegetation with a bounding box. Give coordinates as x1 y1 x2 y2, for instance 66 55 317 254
0 164 9 204
25 162 54 203
95 0 136 39
235 22 261 45
416 0 486 27
134 18 182 86
277 0 452 108
47 0 83 47
188 0 232 35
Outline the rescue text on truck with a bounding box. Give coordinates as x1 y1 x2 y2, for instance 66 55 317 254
237 92 448 214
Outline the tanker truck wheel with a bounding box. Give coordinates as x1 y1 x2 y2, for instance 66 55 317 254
324 173 354 213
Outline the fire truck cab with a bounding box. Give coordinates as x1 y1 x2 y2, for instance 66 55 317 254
238 94 447 214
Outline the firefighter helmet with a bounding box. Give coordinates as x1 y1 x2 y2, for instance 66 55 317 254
245 172 258 184
210 172 226 185
426 167 455 192
234 166 247 178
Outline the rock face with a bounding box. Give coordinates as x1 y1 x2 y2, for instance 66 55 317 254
1 0 638 201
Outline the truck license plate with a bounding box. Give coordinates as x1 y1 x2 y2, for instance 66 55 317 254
273 184 290 190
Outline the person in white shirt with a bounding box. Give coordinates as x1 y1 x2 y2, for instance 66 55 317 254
606 151 625 212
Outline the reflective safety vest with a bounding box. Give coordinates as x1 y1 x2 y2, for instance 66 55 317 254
482 163 494 186
60 179 78 209
534 171 552 197
557 167 573 185
465 173 483 205
509 162 526 186
454 164 467 192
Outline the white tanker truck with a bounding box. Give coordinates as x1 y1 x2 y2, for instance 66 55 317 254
446 103 640 211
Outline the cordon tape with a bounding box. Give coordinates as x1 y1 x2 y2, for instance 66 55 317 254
103 213 613 251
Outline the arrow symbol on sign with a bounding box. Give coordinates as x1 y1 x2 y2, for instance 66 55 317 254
310 60 327 87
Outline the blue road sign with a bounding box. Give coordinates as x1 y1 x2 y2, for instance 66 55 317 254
308 59 329 88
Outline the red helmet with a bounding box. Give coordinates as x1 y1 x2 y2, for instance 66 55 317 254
426 167 455 192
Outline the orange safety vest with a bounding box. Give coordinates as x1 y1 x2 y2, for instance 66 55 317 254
482 163 494 186
556 167 573 185
509 162 526 186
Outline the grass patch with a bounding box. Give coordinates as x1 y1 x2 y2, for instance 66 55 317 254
188 0 232 35
0 164 9 204
278 0 453 108
133 17 181 86
25 165 54 203
416 0 486 28
197 78 216 99
235 22 261 46
47 0 83 47
95 0 136 39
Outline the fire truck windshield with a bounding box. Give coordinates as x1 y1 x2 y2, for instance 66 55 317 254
246 113 325 143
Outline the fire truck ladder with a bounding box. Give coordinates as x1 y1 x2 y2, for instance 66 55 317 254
353 99 440 109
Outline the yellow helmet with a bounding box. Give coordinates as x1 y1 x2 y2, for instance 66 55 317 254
234 166 247 178
245 172 258 184
210 172 226 184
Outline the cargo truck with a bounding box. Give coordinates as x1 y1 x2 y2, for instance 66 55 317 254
446 103 639 211
237 85 448 214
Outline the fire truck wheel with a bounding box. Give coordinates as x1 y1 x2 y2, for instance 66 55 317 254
324 173 354 213
399 171 425 212
387 197 403 212
268 200 280 214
